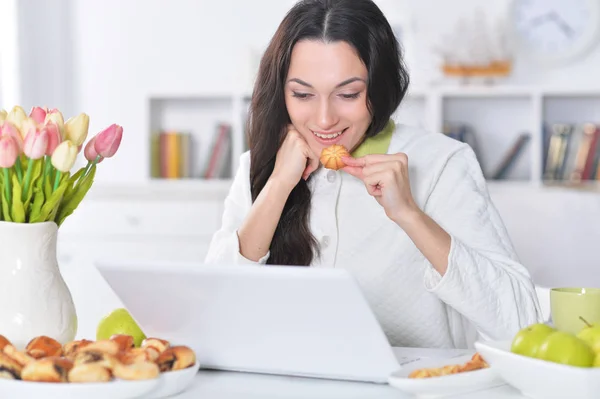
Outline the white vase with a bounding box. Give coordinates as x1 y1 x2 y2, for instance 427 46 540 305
0 221 77 350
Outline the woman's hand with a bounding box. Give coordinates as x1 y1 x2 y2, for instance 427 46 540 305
270 125 320 191
342 153 420 226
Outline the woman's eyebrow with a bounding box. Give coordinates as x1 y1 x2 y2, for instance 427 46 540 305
286 77 365 88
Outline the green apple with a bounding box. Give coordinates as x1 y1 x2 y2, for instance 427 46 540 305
594 353 600 367
96 308 146 347
537 331 595 367
577 316 600 352
511 323 556 358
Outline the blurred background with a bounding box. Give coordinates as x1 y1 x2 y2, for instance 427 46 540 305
2 0 598 288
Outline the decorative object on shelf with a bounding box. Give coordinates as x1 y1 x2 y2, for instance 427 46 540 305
0 105 123 350
508 0 600 66
434 8 513 85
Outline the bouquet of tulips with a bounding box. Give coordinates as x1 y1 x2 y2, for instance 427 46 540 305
0 105 122 226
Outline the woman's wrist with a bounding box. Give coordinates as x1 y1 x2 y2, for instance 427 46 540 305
265 175 295 201
391 204 423 230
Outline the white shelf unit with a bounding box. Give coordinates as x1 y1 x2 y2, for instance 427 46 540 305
146 85 600 193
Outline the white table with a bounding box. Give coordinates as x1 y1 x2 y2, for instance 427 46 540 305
60 261 527 399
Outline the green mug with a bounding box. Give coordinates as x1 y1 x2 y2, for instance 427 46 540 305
550 288 600 334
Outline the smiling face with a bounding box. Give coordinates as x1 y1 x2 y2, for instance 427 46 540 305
284 39 372 157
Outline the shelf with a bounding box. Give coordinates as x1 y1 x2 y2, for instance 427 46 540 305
143 85 600 195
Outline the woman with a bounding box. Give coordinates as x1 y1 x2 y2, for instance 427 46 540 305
205 0 542 349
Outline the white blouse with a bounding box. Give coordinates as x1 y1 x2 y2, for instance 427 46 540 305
204 123 543 349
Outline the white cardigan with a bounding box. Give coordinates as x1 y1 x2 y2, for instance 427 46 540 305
205 123 543 349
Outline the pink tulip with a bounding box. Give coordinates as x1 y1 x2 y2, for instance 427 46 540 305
1 121 23 152
45 122 62 155
94 124 123 158
23 126 49 160
29 106 47 125
0 135 18 168
84 136 103 163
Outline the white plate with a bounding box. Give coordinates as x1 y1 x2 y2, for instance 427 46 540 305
387 354 505 398
0 378 158 399
475 340 600 399
0 360 200 399
143 360 200 398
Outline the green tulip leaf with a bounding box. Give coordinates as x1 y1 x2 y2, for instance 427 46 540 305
64 167 86 202
1 188 9 222
56 165 96 226
24 159 43 216
29 187 45 223
33 178 69 223
11 175 25 223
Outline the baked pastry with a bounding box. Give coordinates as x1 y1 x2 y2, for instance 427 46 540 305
110 334 135 352
0 335 11 351
112 361 159 380
3 345 35 367
117 347 159 365
21 357 73 382
63 339 94 359
78 339 120 356
408 352 488 379
155 346 196 372
141 337 170 354
0 351 22 380
25 335 63 359
320 144 350 170
68 364 111 383
73 350 118 371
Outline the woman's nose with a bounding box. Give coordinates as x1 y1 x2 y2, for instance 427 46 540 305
316 100 338 130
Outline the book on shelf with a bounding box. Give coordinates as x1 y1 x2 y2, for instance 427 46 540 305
543 123 600 182
150 122 233 180
443 122 531 180
150 131 193 179
203 122 232 179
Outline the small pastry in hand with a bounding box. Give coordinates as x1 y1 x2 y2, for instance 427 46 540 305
68 363 112 383
25 335 63 359
320 144 350 170
21 357 73 382
0 351 23 380
155 346 196 372
113 361 159 380
141 337 170 354
0 335 12 351
63 339 94 359
110 334 135 352
3 345 35 367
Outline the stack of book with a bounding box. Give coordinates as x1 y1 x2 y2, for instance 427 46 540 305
150 122 232 179
542 123 600 182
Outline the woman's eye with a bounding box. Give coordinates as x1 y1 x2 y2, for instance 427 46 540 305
340 93 360 99
292 92 312 99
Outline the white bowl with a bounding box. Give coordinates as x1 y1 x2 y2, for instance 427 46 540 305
387 354 505 398
475 340 600 399
0 378 158 399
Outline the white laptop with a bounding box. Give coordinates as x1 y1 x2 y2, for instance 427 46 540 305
94 260 401 383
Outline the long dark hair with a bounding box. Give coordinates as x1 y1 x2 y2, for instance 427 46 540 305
247 0 409 266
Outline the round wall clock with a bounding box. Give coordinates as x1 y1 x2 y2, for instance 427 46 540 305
508 0 600 65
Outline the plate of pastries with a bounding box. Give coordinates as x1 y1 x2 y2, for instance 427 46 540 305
0 333 200 399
